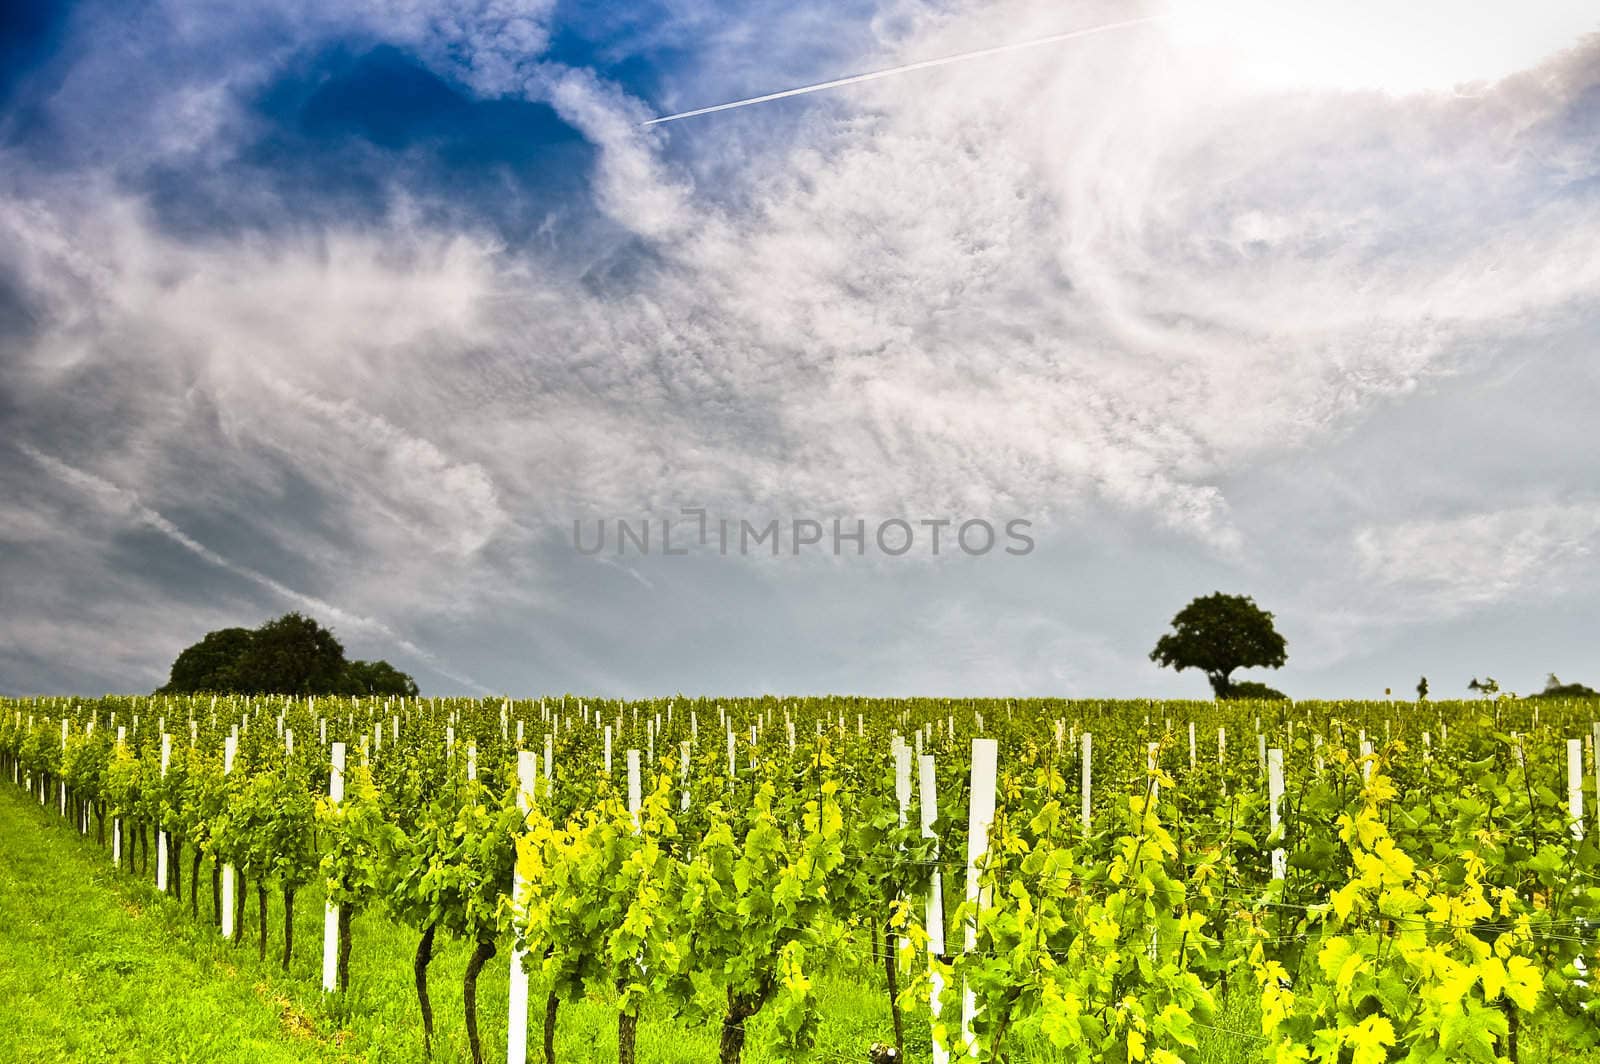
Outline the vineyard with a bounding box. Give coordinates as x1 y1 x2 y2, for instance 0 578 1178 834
2 695 1598 1064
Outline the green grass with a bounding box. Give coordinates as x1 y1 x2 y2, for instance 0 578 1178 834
0 786 897 1064
2 785 1595 1063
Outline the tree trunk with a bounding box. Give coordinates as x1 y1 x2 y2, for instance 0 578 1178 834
258 883 269 962
171 837 183 903
337 904 352 992
618 1006 639 1064
95 804 105 847
718 1012 747 1064
464 937 498 1064
415 922 437 1057
718 992 758 1064
233 871 247 943
191 850 203 919
883 925 904 1052
543 993 559 1064
282 888 296 971
211 861 222 925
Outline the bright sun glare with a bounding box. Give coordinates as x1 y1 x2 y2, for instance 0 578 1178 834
1165 0 1598 95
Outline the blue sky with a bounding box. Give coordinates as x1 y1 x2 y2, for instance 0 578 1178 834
1 0 1598 699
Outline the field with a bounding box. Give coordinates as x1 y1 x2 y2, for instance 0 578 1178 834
2 695 1598 1064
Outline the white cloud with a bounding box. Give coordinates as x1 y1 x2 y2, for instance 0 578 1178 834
1352 503 1600 617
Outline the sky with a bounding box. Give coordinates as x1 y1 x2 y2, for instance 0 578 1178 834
1 0 1598 700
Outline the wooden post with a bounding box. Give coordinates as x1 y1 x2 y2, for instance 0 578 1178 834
919 754 948 1064
507 750 537 1064
221 734 238 939
59 719 68 817
628 750 642 830
322 742 345 991
1592 722 1600 835
113 726 126 868
893 737 912 953
157 733 172 892
960 738 999 1056
680 741 691 811
1568 739 1584 842
1268 748 1286 880
1080 733 1092 837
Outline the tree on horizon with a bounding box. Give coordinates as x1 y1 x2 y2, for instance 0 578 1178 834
1150 592 1288 699
158 613 418 696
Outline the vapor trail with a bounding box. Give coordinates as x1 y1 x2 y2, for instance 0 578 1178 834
643 15 1165 125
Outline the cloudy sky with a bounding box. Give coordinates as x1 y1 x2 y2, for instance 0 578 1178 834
1 0 1597 699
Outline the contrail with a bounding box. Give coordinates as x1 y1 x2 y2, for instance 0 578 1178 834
20 444 492 694
643 14 1166 125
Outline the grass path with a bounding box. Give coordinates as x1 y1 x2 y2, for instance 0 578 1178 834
0 788 354 1063
0 785 892 1063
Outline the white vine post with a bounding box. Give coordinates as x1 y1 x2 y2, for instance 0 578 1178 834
1593 723 1600 835
59 719 68 817
1218 727 1227 798
893 737 913 953
1568 739 1584 842
628 749 642 830
1268 748 1286 880
507 750 537 1064
157 733 172 892
1080 733 1092 837
1188 722 1197 771
961 738 999 1057
113 726 126 868
1587 723 1600 838
1359 738 1374 783
604 726 613 776
322 741 346 991
680 741 692 811
919 753 948 1064
221 733 238 939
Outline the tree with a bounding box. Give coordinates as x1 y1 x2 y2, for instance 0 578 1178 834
1149 593 1287 698
343 659 420 697
160 628 254 693
1416 676 1429 701
232 613 348 695
1221 680 1289 701
1468 676 1500 699
157 614 418 696
1530 674 1599 699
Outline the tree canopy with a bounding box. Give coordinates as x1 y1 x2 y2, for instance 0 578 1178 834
164 626 255 693
1149 592 1287 698
159 613 419 696
1530 674 1598 699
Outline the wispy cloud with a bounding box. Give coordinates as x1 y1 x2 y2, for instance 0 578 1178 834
18 444 491 692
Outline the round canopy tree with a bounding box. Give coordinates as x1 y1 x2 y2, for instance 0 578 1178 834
1150 592 1287 698
161 627 254 694
157 613 418 696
